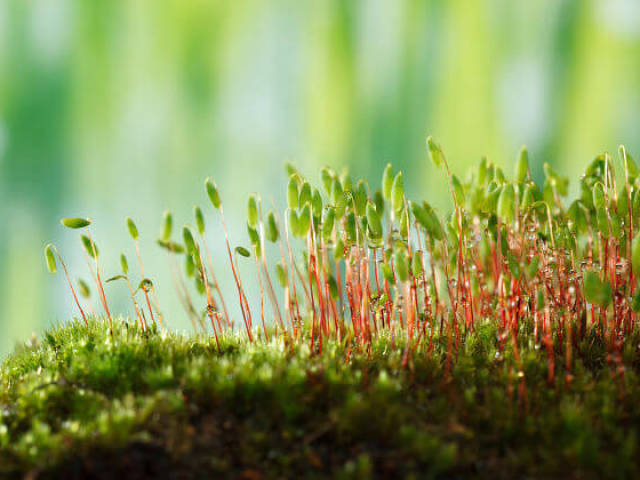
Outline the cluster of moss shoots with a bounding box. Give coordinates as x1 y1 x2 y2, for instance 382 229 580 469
14 137 640 476
45 138 640 386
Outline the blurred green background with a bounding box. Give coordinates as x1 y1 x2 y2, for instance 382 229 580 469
1 0 639 354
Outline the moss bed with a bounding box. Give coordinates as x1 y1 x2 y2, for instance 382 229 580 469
0 318 639 479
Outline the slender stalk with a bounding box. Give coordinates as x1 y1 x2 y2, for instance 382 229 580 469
84 228 113 333
53 247 88 326
133 238 157 326
124 277 146 331
258 202 284 329
252 243 268 341
200 237 232 328
218 205 253 342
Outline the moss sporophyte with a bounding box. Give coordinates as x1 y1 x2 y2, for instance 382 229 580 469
20 138 640 476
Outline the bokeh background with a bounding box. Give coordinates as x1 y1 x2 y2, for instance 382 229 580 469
1 0 640 355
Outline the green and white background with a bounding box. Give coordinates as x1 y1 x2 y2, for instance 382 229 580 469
1 0 639 354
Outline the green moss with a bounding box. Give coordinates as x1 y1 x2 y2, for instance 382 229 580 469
0 317 639 478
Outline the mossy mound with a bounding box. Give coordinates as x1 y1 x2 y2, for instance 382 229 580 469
1 318 640 479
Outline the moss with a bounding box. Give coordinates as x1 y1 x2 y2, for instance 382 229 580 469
1 317 639 479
